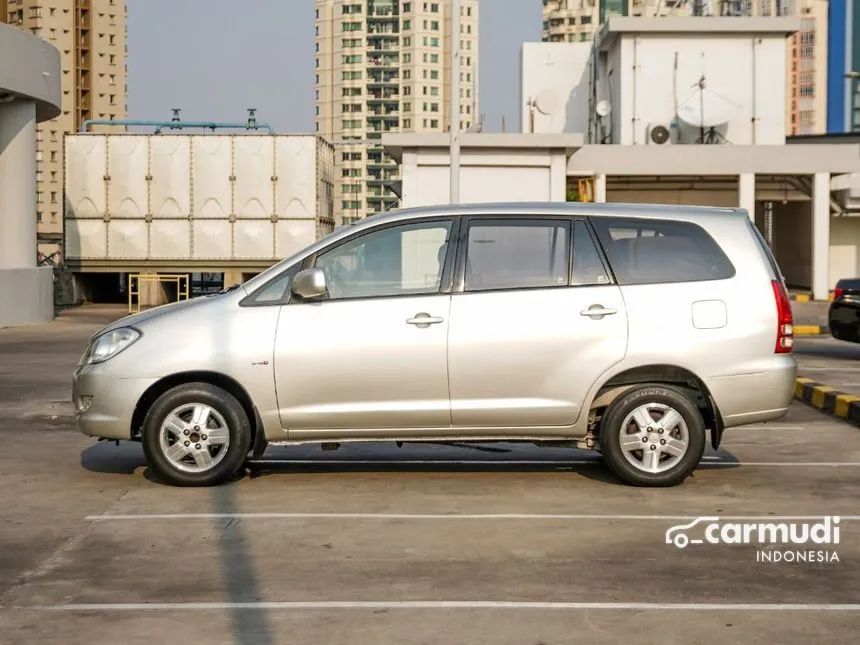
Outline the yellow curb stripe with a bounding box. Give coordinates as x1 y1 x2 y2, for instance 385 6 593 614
793 294 811 303
795 325 822 336
795 378 814 398
834 395 860 418
811 386 836 408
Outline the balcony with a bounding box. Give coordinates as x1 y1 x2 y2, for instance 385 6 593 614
367 55 399 68
366 73 399 87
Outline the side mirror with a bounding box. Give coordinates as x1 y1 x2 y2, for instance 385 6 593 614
291 268 328 300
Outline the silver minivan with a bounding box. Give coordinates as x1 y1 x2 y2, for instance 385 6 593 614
73 202 797 487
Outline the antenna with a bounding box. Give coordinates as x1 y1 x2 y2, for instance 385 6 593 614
675 53 740 144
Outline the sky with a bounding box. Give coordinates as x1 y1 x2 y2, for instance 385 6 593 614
126 0 540 133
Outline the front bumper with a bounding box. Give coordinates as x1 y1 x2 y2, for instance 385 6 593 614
73 363 157 440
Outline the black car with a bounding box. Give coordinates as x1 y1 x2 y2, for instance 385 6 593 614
829 278 860 343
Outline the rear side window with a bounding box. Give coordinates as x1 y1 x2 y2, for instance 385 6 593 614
463 218 570 292
589 216 735 286
747 218 783 280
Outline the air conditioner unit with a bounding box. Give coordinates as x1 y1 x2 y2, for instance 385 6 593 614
647 123 676 145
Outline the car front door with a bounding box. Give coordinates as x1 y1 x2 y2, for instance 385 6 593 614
274 217 457 436
446 216 628 433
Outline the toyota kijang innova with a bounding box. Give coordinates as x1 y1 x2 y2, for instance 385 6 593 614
73 202 797 487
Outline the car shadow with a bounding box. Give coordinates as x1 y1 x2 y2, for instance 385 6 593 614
80 441 742 487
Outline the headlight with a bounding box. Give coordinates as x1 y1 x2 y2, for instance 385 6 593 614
82 327 141 365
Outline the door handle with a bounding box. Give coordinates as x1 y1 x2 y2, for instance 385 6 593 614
580 304 617 318
406 312 444 327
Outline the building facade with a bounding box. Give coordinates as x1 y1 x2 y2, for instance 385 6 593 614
1 0 127 260
541 0 828 136
315 0 478 224
826 0 860 132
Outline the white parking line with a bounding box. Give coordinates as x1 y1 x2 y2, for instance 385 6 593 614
84 513 860 521
31 601 860 612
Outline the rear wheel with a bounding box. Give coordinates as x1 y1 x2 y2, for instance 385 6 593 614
600 385 706 487
142 383 252 487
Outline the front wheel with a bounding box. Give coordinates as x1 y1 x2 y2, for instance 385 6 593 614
142 383 252 487
599 385 706 487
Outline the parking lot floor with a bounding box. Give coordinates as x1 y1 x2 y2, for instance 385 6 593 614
796 335 860 396
1 305 859 644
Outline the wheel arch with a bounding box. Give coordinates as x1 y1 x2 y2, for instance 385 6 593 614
130 371 264 456
589 364 725 450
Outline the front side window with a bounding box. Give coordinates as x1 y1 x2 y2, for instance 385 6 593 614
590 216 735 285
242 264 301 306
314 220 452 300
463 219 570 292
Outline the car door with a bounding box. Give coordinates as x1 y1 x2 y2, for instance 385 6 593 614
274 217 457 436
446 216 628 432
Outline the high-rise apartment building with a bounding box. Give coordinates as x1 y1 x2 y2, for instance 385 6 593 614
1 0 127 259
315 0 479 224
541 0 828 136
826 0 858 133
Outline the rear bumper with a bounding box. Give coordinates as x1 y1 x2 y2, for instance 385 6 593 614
73 363 157 440
704 356 798 428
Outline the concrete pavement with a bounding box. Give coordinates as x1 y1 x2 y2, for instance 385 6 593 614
2 306 860 644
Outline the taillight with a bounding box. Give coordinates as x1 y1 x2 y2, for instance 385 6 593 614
772 279 794 353
834 286 844 301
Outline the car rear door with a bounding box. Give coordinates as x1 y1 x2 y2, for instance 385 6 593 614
446 216 629 432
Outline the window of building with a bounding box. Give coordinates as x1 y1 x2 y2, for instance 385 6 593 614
430 53 438 63
403 119 411 128
590 217 736 285
430 20 439 30
403 2 412 12
430 87 439 96
403 36 411 46
109 34 115 45
430 37 439 47
30 6 41 18
430 119 438 128
430 102 439 112
343 54 362 64
50 192 57 203
463 219 571 292
50 151 57 162
431 2 439 11
404 53 411 63
343 168 361 177
314 220 453 300
430 70 439 79
342 21 362 31
342 184 362 193
403 19 411 29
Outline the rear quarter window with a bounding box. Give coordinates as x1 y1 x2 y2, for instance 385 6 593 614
590 216 735 286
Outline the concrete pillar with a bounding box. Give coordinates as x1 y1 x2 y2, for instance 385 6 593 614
549 152 567 202
738 173 755 220
594 173 607 203
811 172 831 301
0 101 37 269
224 270 246 287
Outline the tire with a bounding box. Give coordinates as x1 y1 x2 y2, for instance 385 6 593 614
599 384 706 487
142 382 252 487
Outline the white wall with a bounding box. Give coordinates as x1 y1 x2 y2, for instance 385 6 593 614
600 34 788 145
520 42 592 134
830 217 860 285
399 149 569 207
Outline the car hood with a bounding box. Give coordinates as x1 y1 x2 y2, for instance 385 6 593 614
94 291 240 338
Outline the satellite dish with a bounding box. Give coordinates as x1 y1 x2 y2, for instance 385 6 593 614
595 100 611 118
534 89 560 116
677 84 741 128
